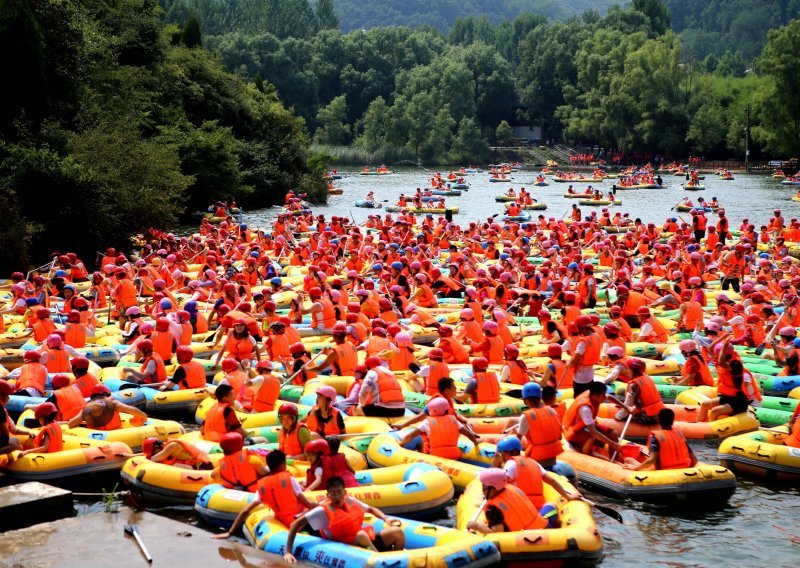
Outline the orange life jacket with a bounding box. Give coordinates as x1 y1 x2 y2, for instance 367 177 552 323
54 385 86 421
641 317 669 343
251 375 280 413
440 337 469 364
682 354 714 387
320 496 367 544
44 348 70 374
256 471 302 527
629 375 665 417
219 451 260 491
389 346 415 371
140 354 167 384
17 362 48 395
268 333 291 360
32 318 57 342
472 371 500 403
785 415 800 448
333 342 358 376
679 302 704 330
425 361 450 395
506 360 529 385
576 334 602 366
523 406 563 462
563 391 599 441
89 400 122 431
649 429 693 469
64 322 86 348
369 367 405 405
33 422 63 453
423 415 461 459
306 407 343 437
549 358 574 388
311 298 337 329
150 330 174 361
225 335 254 362
279 425 305 456
202 402 231 442
510 455 546 508
177 361 207 389
487 484 547 531
73 372 100 398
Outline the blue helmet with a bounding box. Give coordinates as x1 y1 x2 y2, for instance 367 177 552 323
372 263 383 271
390 262 403 270
54 270 67 277
497 436 523 453
184 300 197 313
522 382 542 399
567 262 579 270
160 299 172 309
25 298 40 307
270 277 282 286
499 253 510 260
793 338 800 348
250 251 259 259
240 224 247 230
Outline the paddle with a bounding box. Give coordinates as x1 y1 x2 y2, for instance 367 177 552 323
280 350 326 386
755 319 781 356
582 498 624 524
469 498 488 525
758 426 790 434
610 412 633 463
124 523 153 563
336 431 391 439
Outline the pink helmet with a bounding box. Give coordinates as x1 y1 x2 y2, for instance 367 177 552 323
316 385 337 401
779 326 797 338
428 397 451 417
679 339 697 353
606 346 625 358
483 321 499 335
394 331 413 347
479 467 508 490
460 308 474 320
705 321 721 332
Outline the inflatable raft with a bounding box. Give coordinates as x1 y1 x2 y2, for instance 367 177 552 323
718 426 800 482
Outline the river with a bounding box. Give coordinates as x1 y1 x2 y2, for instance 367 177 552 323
85 168 800 566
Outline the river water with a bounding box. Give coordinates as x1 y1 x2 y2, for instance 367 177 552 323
82 169 800 566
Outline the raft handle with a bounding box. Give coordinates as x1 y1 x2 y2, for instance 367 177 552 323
634 475 648 482
524 536 543 545
683 471 698 477
731 446 745 452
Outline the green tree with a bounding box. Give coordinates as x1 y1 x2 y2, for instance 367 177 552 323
632 0 671 37
315 95 351 145
182 13 203 48
449 117 489 163
315 0 339 31
496 120 513 145
758 20 800 153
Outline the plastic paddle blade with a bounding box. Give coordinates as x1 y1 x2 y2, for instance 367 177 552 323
595 504 624 524
754 343 766 356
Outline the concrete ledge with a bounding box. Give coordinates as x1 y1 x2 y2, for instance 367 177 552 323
0 481 73 532
0 507 285 567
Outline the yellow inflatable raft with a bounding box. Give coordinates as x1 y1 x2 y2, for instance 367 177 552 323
718 426 800 482
455 477 604 564
1 438 133 480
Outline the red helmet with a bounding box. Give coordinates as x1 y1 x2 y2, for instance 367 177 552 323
278 403 298 416
305 438 330 455
91 384 112 397
137 339 153 352
221 358 239 372
472 357 489 370
37 308 50 319
309 287 323 299
35 402 58 420
627 358 647 374
156 317 170 332
365 356 381 369
71 357 90 370
52 374 71 389
220 432 244 455
255 360 273 371
332 322 347 334
637 306 651 317
428 348 444 360
290 342 306 356
24 350 41 362
438 325 453 337
574 315 592 328
547 344 563 358
0 379 13 396
176 346 194 363
603 322 620 335
223 283 236 293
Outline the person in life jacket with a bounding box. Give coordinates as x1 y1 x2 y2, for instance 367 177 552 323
698 339 753 422
540 343 574 390
674 339 714 387
121 339 167 385
201 384 249 442
40 333 76 374
398 397 479 458
18 402 63 456
143 437 213 470
568 315 602 398
14 350 49 396
67 385 148 431
211 432 268 492
303 437 358 491
411 347 450 395
212 450 317 540
623 408 697 471
437 324 470 364
466 467 550 534
307 324 358 377
784 404 800 448
500 344 534 385
288 341 318 386
356 356 406 417
613 358 665 424
494 436 580 520
303 385 346 438
295 286 337 331
634 306 669 344
69 356 100 397
214 318 260 369
515 382 564 469
44 373 86 421
563 382 622 458
161 346 207 391
247 360 281 413
282 476 405 564
458 357 501 404
278 402 312 460
0 379 37 458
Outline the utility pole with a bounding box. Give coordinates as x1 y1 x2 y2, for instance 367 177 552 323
745 105 750 172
